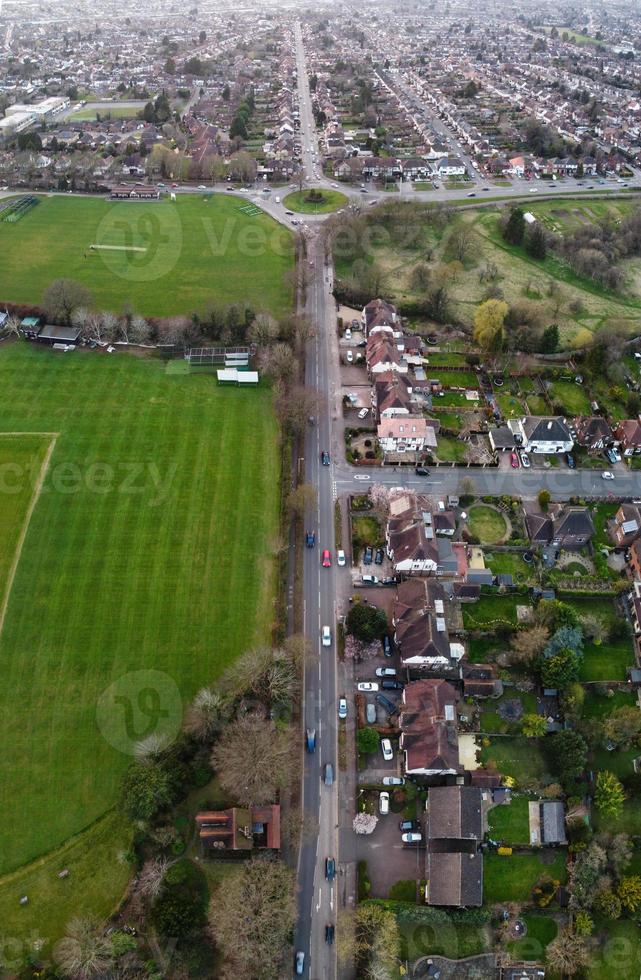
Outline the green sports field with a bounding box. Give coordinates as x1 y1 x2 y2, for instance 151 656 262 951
0 345 280 901
0 193 294 318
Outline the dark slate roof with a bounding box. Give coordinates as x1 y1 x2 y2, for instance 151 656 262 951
428 785 483 841
541 801 566 844
427 850 483 907
522 416 572 442
489 424 516 449
554 507 595 539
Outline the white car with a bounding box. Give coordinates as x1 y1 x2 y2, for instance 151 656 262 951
344 328 352 340
346 350 354 363
379 791 390 815
381 738 394 761
520 452 531 468
529 187 537 193
358 408 369 419
602 471 615 480
357 682 379 692
401 832 423 844
198 184 207 190
382 776 405 786
338 697 348 719
322 625 331 647
376 667 397 677
337 550 346 566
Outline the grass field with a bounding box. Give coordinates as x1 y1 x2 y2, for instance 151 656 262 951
484 851 567 904
479 736 547 786
466 505 508 544
0 346 280 904
487 795 533 844
283 188 348 213
68 106 143 121
507 913 558 961
0 193 294 318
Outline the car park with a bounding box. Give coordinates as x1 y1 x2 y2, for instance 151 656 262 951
324 763 334 785
375 548 385 565
362 575 379 585
321 450 330 465
338 698 347 719
322 549 331 567
376 693 398 716
376 667 397 677
322 626 331 647
382 776 405 786
366 702 377 724
379 791 390 815
381 737 394 761
306 531 315 548
401 832 423 844
363 546 373 564
357 682 379 692
325 857 336 881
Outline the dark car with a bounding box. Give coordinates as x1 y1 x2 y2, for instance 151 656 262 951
325 924 335 945
321 451 330 466
415 466 430 476
363 546 373 565
383 635 392 657
399 819 420 832
381 576 397 586
566 452 576 469
325 857 336 881
306 530 315 548
374 548 385 565
376 692 399 716
306 728 316 753
382 679 405 691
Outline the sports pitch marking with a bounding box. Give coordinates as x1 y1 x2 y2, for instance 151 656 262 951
89 244 148 252
0 433 58 637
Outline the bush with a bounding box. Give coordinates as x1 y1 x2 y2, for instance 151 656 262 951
357 728 381 755
346 603 388 642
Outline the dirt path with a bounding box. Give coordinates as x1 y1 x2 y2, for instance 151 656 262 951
0 432 58 638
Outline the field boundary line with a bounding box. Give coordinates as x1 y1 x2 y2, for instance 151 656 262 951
0 432 58 638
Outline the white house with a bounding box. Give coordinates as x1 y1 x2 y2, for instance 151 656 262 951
377 417 438 454
437 156 466 177
509 417 574 454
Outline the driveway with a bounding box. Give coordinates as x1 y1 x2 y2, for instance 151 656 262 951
352 807 425 898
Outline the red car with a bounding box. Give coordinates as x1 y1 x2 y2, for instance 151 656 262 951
510 451 520 468
322 549 331 567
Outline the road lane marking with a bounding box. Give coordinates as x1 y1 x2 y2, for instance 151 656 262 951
330 885 334 911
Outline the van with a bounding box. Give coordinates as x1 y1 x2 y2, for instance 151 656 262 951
275 196 281 204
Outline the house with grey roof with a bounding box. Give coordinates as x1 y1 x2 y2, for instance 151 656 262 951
509 417 573 454
426 786 483 907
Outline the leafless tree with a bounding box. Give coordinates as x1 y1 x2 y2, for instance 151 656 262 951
248 312 280 347
184 688 230 742
509 626 549 665
210 715 298 806
274 383 317 436
53 917 113 979
43 278 93 325
261 342 296 384
287 482 317 519
137 857 172 900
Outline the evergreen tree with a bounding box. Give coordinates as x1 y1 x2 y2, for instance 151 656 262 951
503 207 526 246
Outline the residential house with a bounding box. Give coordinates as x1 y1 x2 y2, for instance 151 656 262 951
362 298 399 336
524 503 595 550
611 503 641 547
393 579 464 672
375 372 414 420
366 332 409 375
361 156 402 181
400 678 462 779
629 539 641 581
460 662 503 698
614 418 641 456
573 415 613 452
437 156 466 177
377 417 439 455
196 805 281 852
509 417 574 454
386 493 459 575
425 785 483 907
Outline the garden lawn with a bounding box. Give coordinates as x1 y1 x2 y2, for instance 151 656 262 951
467 635 503 663
436 370 478 388
548 380 592 415
0 345 280 886
479 736 547 785
462 593 523 628
467 505 508 544
562 595 634 682
488 795 532 844
485 551 534 583
582 689 637 720
0 193 294 318
483 851 567 904
400 916 491 960
589 918 641 980
480 690 538 735
507 913 558 961
283 188 348 213
352 514 384 551
434 435 469 462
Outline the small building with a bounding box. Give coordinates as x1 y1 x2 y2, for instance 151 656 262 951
36 323 81 345
510 417 573 455
524 503 594 551
611 503 641 547
196 805 280 852
573 415 613 452
109 185 161 201
529 800 566 846
216 368 259 385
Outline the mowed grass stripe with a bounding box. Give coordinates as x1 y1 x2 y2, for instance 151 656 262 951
0 345 280 876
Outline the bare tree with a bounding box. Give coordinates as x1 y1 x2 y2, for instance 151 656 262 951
546 928 589 976
274 384 317 436
137 856 173 900
184 688 229 742
53 918 113 979
208 858 296 980
210 715 298 806
509 626 549 665
261 342 296 384
43 279 93 325
287 482 317 519
248 312 280 346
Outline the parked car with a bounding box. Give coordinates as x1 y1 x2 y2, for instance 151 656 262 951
566 453 576 469
325 924 334 945
379 791 390 815
306 728 316 753
382 776 405 786
383 635 392 657
357 682 379 692
606 448 621 464
401 832 423 844
366 702 377 724
324 763 334 785
322 625 331 647
358 408 369 419
295 951 305 975
322 549 332 567
376 667 397 677
520 452 531 468
415 466 430 476
382 679 405 691
363 546 373 565
346 350 354 363
338 698 347 719
602 471 615 480
375 548 385 565
399 819 419 831
337 549 346 566
306 530 315 548
325 857 336 881
321 451 330 465
510 451 520 468
376 693 398 715
381 737 394 761
362 575 379 585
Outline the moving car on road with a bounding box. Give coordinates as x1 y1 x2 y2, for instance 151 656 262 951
415 466 430 476
305 728 316 753
321 450 330 465
324 763 334 785
306 530 315 548
325 857 336 881
322 549 332 567
325 924 334 945
322 625 332 647
602 471 615 480
295 950 305 975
